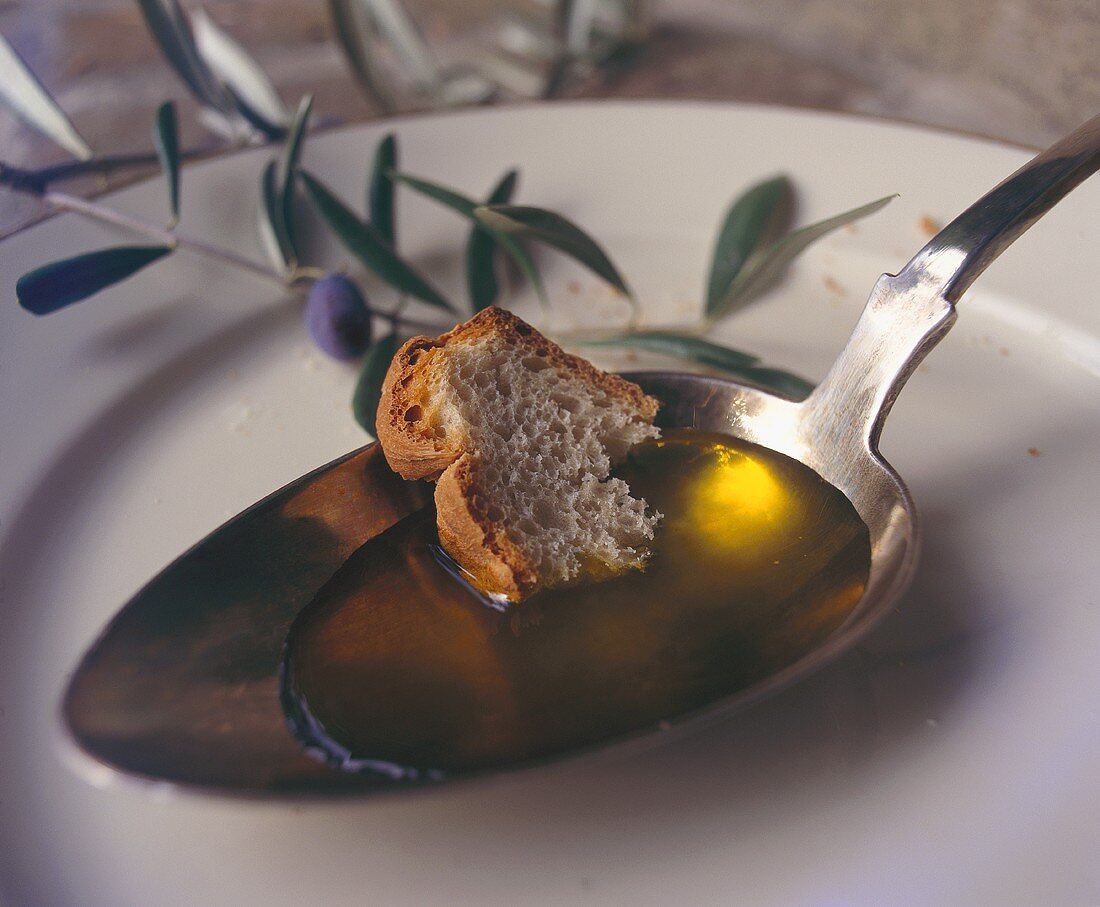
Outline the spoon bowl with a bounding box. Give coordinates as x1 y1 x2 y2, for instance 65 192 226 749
629 370 916 702
62 114 1100 795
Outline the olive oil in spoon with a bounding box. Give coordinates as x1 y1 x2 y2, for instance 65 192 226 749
282 430 870 777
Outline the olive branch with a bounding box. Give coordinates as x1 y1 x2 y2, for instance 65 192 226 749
0 8 893 437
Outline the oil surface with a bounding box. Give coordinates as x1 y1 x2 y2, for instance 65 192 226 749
282 430 871 777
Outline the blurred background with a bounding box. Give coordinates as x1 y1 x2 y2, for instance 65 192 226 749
2 0 1099 235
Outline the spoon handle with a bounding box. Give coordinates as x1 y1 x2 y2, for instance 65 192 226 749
903 112 1100 303
801 113 1100 457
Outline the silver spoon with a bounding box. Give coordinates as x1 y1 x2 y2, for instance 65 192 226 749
62 114 1100 795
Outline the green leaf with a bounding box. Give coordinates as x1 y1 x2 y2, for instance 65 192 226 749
136 0 234 115
258 160 292 271
705 175 793 317
280 94 312 179
352 331 400 436
475 204 632 299
327 0 397 111
191 8 290 130
152 101 181 223
579 331 813 400
466 169 518 312
391 172 478 217
577 331 760 371
391 171 547 308
17 245 173 315
367 133 398 246
224 85 287 141
326 0 444 112
0 33 92 160
300 170 455 312
275 94 313 263
712 194 896 318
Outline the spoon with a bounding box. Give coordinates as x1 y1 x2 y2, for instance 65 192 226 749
63 114 1100 795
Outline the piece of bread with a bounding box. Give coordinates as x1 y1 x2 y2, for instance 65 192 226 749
376 307 661 601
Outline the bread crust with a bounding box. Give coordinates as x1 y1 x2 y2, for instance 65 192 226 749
435 454 534 600
376 335 461 481
375 306 659 600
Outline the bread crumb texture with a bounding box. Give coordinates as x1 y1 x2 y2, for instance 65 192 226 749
377 308 661 600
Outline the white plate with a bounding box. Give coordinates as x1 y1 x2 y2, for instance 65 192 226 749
2 102 1098 906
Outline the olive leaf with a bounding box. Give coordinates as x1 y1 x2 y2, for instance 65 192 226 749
136 0 235 116
327 0 393 110
258 160 293 271
352 331 400 435
0 33 92 160
224 85 287 141
191 8 290 132
326 0 445 111
467 169 518 312
152 101 181 224
367 133 398 246
139 0 286 141
474 204 632 300
17 245 173 315
578 331 813 400
705 175 793 317
279 95 312 183
711 194 896 319
256 94 312 271
301 170 455 312
274 94 313 260
391 171 547 309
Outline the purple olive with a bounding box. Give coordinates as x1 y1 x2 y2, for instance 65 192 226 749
305 273 372 360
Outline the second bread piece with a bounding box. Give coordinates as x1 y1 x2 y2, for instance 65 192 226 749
377 307 661 601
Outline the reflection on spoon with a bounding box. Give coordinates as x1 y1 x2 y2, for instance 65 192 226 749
281 431 871 779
